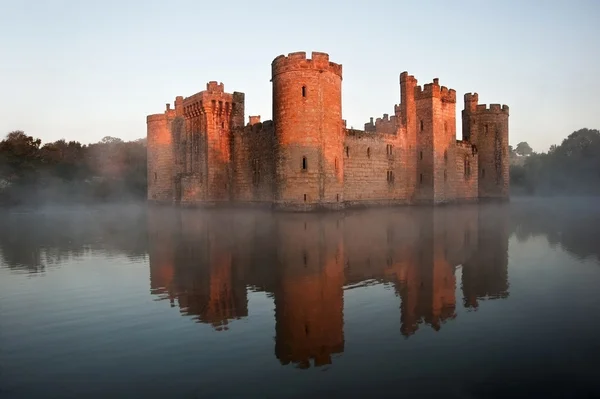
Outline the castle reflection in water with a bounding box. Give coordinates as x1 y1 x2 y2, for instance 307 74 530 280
147 204 509 369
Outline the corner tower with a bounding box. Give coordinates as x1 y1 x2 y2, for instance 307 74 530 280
271 51 344 210
147 104 176 203
462 94 509 200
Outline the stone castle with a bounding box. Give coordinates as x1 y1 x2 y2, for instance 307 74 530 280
146 51 509 210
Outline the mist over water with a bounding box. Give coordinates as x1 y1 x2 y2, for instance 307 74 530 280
1 198 600 398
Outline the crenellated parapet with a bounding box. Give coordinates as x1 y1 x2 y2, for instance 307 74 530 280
475 103 510 114
364 113 398 134
345 128 392 141
236 120 275 136
271 51 343 79
464 93 508 115
414 78 456 102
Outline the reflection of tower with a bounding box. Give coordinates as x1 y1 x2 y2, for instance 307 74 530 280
147 207 178 304
274 215 345 368
462 204 510 308
396 209 457 337
147 209 248 330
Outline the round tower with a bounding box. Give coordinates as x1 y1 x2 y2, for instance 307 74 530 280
271 51 344 209
147 105 176 203
468 102 510 200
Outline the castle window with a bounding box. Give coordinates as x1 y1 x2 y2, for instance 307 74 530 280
302 86 306 97
387 170 395 184
464 156 471 179
304 194 307 202
302 156 307 170
154 172 157 182
252 159 260 185
334 157 338 172
420 151 423 160
420 173 423 184
346 146 349 158
420 120 424 131
367 147 371 158
336 194 340 202
386 144 393 156
222 121 225 128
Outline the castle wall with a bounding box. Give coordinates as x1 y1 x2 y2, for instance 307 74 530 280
147 109 175 203
453 141 479 201
231 121 276 203
342 129 410 205
272 52 344 210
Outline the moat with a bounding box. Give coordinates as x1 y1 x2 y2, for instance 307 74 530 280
1 198 599 398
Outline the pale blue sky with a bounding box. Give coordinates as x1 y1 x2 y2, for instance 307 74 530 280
1 0 598 152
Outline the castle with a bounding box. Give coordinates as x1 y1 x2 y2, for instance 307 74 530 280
147 51 509 210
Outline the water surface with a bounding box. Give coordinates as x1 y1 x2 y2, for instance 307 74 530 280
1 198 600 398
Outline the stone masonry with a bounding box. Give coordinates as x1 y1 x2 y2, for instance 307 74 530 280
146 51 509 210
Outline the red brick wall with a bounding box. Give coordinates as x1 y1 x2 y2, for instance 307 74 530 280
272 52 344 210
415 87 435 203
454 142 479 201
342 130 410 205
462 94 509 200
231 121 276 203
182 82 235 202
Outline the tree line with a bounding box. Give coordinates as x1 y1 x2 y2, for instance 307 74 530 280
0 127 598 206
0 131 147 206
509 128 600 195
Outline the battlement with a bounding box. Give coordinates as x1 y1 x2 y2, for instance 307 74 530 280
414 78 456 102
147 113 167 123
464 93 509 114
206 81 225 93
237 120 274 135
400 71 417 84
345 127 391 140
364 113 398 134
272 51 343 79
474 103 510 114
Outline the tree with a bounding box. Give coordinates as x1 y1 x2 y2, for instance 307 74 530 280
515 142 533 156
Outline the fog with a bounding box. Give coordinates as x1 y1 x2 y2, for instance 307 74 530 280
1 197 599 276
